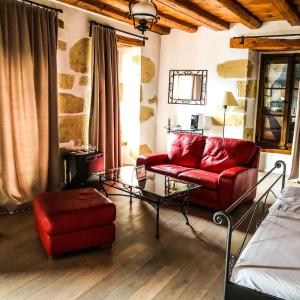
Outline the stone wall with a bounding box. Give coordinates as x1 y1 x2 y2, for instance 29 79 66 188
57 15 92 145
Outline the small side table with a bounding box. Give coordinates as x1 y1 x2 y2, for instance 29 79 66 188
63 151 104 189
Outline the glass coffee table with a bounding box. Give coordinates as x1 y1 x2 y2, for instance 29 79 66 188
96 166 201 239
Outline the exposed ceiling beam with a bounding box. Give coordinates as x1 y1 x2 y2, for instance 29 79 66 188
95 0 197 33
272 0 300 26
230 37 300 50
214 0 262 29
57 0 170 35
155 0 229 30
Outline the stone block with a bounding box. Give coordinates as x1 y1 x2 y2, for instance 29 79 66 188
58 93 84 114
227 99 246 113
148 95 158 104
58 40 67 51
69 38 92 74
59 114 88 144
58 74 75 89
217 59 253 78
140 106 154 122
119 82 124 103
79 75 89 86
243 128 254 141
133 55 155 83
236 80 257 98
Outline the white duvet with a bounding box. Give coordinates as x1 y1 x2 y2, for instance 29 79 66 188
231 186 300 300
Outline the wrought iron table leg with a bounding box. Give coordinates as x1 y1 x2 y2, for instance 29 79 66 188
156 198 160 239
181 194 190 225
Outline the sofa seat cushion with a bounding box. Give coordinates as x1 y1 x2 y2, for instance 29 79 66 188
33 188 116 235
178 169 219 190
200 137 257 173
167 133 207 168
150 164 193 177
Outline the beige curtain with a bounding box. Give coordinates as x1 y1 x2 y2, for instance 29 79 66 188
89 25 121 170
289 86 300 182
0 0 60 210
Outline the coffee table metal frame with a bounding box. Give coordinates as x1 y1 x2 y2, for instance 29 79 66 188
98 172 201 239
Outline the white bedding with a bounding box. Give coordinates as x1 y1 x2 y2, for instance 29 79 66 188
231 186 300 300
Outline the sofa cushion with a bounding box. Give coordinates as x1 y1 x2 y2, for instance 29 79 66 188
178 169 219 190
150 164 193 177
167 133 207 168
200 137 257 173
33 188 116 235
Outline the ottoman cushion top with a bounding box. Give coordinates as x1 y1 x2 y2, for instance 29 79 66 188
33 188 116 235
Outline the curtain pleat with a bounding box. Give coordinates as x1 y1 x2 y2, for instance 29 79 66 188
0 0 59 210
89 26 121 170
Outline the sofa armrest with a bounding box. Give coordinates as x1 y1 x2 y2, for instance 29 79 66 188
136 153 169 168
218 167 258 210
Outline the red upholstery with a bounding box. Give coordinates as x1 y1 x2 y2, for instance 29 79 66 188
167 133 207 168
136 153 169 168
150 164 193 177
200 137 257 173
178 169 219 189
33 188 116 256
137 133 260 211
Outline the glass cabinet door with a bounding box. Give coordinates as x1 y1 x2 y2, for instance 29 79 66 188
259 59 289 147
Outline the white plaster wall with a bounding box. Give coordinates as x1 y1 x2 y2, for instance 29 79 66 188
157 21 300 174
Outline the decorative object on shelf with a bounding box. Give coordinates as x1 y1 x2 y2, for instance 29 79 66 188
128 0 159 34
203 115 213 133
190 114 203 130
219 91 238 137
168 70 207 105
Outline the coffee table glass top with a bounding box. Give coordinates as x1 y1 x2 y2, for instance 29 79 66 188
97 166 200 198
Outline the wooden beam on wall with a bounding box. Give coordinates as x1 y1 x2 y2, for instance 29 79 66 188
57 0 170 35
95 0 198 33
230 37 300 51
156 0 230 31
117 35 145 47
272 0 300 26
214 0 262 29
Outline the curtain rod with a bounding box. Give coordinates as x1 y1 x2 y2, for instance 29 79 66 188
234 33 300 44
17 0 63 13
89 21 148 41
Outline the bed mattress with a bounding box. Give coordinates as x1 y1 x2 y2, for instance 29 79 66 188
231 186 300 300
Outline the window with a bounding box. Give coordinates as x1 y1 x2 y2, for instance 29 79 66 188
256 54 300 152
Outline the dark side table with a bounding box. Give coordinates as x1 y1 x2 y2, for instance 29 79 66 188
63 151 104 189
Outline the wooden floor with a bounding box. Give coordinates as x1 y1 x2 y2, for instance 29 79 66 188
0 173 295 300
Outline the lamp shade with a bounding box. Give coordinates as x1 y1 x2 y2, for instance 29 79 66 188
131 0 157 20
219 91 238 107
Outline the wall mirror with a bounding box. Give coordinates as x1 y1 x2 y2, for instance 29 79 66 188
168 70 207 105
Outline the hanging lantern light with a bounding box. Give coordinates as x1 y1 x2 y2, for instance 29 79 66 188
128 0 159 34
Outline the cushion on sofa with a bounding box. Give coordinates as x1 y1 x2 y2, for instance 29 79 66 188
150 164 193 177
200 137 257 173
178 169 219 189
167 133 207 168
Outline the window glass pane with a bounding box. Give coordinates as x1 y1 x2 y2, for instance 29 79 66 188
264 63 287 88
294 63 300 88
263 89 285 114
261 115 283 143
288 117 296 144
291 89 299 117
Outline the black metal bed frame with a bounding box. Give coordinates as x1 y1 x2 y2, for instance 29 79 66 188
213 160 287 300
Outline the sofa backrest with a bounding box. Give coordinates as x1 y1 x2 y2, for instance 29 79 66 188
200 137 257 173
167 133 207 168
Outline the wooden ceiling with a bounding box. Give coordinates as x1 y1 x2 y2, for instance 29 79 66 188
57 0 300 34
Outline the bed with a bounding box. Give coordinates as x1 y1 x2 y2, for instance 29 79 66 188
213 160 300 300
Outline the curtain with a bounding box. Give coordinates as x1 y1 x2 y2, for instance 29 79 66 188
289 86 300 182
89 25 121 170
0 0 60 210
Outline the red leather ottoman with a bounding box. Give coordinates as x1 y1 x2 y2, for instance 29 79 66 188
33 188 116 256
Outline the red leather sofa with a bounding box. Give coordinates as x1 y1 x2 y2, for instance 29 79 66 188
137 133 260 210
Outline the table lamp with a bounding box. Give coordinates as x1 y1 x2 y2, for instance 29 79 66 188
220 91 238 137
